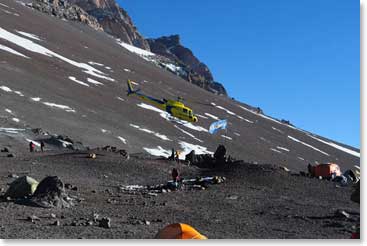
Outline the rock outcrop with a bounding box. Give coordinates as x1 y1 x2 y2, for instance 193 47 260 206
30 0 103 31
69 0 150 51
148 35 227 95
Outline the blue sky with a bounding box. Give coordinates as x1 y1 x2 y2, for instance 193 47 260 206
118 0 360 148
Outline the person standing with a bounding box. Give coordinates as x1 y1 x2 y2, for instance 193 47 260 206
40 141 45 152
29 141 35 152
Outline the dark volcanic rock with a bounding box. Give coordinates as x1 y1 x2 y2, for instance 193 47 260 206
99 217 111 228
148 35 227 95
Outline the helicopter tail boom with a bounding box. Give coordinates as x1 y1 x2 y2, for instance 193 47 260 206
127 79 138 96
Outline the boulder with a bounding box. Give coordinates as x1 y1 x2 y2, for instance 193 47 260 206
214 145 226 161
1 147 9 152
185 150 197 164
30 176 73 208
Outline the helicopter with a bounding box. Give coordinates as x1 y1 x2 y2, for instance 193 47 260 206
126 80 198 123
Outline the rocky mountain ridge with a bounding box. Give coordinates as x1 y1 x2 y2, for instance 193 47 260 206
148 35 227 95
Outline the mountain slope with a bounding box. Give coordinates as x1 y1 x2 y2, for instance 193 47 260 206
26 0 228 96
0 0 360 173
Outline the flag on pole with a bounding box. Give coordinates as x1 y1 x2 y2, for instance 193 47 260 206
209 119 227 134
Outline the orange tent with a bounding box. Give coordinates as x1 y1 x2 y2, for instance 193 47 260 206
311 163 342 178
155 223 207 239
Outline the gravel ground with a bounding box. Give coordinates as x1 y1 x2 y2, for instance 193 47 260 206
0 149 359 239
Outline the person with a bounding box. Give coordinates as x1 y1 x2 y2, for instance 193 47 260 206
168 168 181 190
40 141 45 152
172 168 180 182
169 148 175 161
175 150 180 163
29 141 35 152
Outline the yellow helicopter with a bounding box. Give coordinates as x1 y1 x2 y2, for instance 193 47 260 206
127 80 198 123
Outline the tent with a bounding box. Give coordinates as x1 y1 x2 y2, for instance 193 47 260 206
155 223 207 239
309 163 341 178
4 176 39 199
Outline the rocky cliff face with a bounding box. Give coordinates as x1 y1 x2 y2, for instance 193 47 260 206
68 0 150 51
148 35 227 95
30 0 103 31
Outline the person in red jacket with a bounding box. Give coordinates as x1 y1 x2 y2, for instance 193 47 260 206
29 141 35 152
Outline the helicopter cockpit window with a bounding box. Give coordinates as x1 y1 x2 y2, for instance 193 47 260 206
183 108 188 113
188 111 193 117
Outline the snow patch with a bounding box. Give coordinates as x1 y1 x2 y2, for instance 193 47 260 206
174 125 203 143
0 28 114 81
204 113 219 120
277 146 290 152
0 128 25 134
0 8 19 16
259 137 271 143
43 102 75 113
234 132 241 136
31 97 41 102
178 141 213 160
221 135 232 140
87 78 104 86
0 86 12 92
101 129 111 134
117 136 127 144
163 63 182 73
0 44 29 58
236 115 254 123
215 104 254 123
271 148 282 154
58 139 72 147
298 157 305 161
124 68 132 73
68 76 89 87
14 90 24 96
88 61 104 66
272 127 284 134
130 123 171 141
143 146 171 158
117 40 155 57
215 105 236 116
16 30 41 41
288 135 329 156
196 114 208 119
116 97 125 102
307 135 360 158
5 109 12 114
